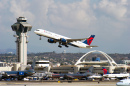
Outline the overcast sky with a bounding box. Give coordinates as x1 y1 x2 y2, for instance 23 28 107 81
0 0 130 54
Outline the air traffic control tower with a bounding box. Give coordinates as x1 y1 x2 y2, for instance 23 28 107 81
11 17 32 65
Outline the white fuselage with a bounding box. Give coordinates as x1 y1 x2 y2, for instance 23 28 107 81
103 73 129 78
34 29 90 48
88 74 102 79
116 79 130 86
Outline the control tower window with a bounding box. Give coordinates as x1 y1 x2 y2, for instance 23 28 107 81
22 20 26 22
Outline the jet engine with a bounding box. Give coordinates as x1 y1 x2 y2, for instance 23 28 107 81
48 39 56 43
60 38 67 43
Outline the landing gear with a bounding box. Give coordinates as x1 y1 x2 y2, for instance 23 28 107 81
65 45 69 47
58 42 69 48
58 45 62 48
58 42 62 48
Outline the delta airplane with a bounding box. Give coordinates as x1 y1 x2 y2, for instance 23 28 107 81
34 29 97 48
102 67 129 80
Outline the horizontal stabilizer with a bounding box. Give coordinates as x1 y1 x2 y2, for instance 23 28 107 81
86 45 98 48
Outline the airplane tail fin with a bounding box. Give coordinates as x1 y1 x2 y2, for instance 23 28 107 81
85 66 94 73
31 58 36 69
83 35 95 45
102 67 109 74
27 58 36 75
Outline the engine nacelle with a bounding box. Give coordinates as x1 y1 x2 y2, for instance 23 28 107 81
60 38 67 43
48 39 55 43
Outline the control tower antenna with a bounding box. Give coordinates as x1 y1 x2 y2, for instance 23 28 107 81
11 17 32 65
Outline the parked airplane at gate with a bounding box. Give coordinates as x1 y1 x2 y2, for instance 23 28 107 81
52 66 94 80
0 59 36 80
87 74 102 80
34 29 97 48
102 67 129 80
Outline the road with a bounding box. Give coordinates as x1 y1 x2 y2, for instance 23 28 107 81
0 81 118 86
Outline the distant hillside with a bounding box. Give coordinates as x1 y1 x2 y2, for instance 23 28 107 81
0 52 130 65
0 49 16 54
27 52 130 64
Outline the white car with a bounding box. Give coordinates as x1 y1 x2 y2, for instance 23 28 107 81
23 78 29 81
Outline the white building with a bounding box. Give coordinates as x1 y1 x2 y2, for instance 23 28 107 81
35 60 49 67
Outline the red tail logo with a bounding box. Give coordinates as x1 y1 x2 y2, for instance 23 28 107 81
87 37 94 45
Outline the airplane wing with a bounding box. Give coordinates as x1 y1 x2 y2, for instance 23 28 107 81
66 75 76 79
48 37 89 44
66 38 88 43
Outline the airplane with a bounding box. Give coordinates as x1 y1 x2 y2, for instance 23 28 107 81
34 29 97 48
102 67 129 80
87 73 102 81
0 59 36 80
52 66 94 80
31 72 52 80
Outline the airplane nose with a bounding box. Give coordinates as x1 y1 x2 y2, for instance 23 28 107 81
34 30 37 33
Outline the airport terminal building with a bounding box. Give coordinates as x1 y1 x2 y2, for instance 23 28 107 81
1 50 130 75
50 50 130 74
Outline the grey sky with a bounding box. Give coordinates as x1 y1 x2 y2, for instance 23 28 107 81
0 0 130 53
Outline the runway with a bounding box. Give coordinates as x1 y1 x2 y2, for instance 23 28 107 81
0 81 118 86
